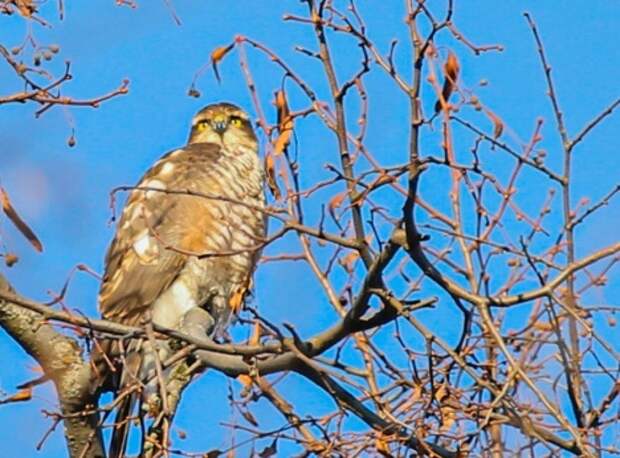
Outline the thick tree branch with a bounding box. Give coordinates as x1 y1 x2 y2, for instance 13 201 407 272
0 274 104 458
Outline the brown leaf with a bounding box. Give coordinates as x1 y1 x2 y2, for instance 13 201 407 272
328 191 346 221
249 320 261 346
445 51 460 82
0 387 32 405
228 286 246 315
533 321 553 332
4 253 18 267
411 382 423 402
328 192 346 211
210 43 235 83
237 374 253 388
375 434 393 457
240 408 259 427
15 0 37 17
339 251 359 273
273 129 292 156
434 383 449 402
484 108 504 139
440 404 456 432
258 439 278 458
435 51 460 113
187 85 201 98
203 450 222 458
0 186 43 252
275 90 288 118
272 90 294 155
67 132 76 148
264 152 281 199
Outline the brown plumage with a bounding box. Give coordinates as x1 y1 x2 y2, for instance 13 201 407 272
95 103 265 457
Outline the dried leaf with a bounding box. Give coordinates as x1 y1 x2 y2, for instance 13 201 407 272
273 129 292 156
272 90 294 155
328 191 346 221
264 152 281 199
434 51 460 113
445 51 460 82
187 86 201 98
0 186 43 252
440 404 456 432
240 408 259 427
484 108 504 139
203 450 222 458
228 287 246 315
433 384 456 432
237 374 253 387
375 434 393 457
0 387 32 405
339 251 359 273
67 133 76 148
4 253 18 267
258 439 278 458
533 321 553 332
434 383 449 402
210 43 235 83
275 90 288 118
411 382 423 402
249 320 261 346
15 0 37 17
328 192 346 211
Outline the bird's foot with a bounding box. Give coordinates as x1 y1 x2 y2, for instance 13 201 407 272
179 307 215 338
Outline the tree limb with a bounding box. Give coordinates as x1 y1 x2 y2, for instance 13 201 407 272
0 273 104 458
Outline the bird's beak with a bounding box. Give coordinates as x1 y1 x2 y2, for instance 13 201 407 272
211 115 228 134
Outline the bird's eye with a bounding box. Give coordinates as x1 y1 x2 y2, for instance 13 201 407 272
196 121 209 132
230 116 243 127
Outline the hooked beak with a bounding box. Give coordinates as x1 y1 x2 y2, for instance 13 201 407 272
211 115 228 134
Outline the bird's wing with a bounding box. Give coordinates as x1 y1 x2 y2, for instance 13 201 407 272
98 143 223 325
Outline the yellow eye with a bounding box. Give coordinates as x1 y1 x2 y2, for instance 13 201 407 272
230 117 243 127
197 121 208 132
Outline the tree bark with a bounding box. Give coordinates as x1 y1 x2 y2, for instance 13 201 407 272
0 274 105 458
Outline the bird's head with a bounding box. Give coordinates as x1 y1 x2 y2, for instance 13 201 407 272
189 102 257 150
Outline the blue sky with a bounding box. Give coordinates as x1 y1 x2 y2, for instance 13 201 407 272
0 1 618 456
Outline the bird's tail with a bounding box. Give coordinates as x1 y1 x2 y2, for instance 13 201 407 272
108 388 137 458
106 343 143 458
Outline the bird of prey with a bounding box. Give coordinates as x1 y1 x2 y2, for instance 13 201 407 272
95 102 265 457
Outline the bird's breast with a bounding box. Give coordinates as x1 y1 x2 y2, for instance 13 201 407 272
153 143 265 330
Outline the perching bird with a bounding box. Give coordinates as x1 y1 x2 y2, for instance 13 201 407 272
95 102 265 457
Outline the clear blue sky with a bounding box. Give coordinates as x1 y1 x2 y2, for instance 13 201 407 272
1 1 618 456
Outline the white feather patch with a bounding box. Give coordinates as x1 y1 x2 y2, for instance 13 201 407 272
160 162 175 176
151 279 197 328
132 229 158 262
143 179 166 198
133 231 150 254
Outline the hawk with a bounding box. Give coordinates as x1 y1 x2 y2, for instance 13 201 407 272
96 102 265 457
